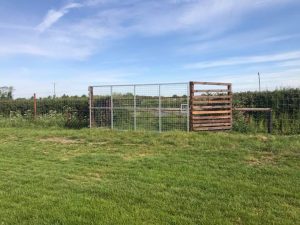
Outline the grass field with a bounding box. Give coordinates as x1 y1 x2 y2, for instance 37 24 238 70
0 128 299 225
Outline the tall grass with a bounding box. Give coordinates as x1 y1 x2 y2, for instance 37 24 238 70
0 110 87 129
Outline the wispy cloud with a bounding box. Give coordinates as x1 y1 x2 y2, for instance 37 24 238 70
0 0 298 60
36 2 83 32
185 51 300 69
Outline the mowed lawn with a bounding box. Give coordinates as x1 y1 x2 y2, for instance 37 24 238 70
0 128 299 225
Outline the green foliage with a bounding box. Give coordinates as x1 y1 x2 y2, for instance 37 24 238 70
0 109 88 129
233 88 300 134
0 110 65 128
0 97 89 128
0 86 13 99
232 111 254 133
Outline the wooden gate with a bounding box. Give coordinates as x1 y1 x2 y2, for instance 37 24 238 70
189 81 232 131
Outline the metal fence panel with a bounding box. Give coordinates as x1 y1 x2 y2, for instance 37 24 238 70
90 83 189 132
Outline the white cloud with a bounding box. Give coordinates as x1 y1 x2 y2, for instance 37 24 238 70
36 3 83 32
0 0 298 60
0 44 46 56
185 51 300 69
178 27 300 55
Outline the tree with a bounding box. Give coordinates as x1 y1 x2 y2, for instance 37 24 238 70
0 86 14 99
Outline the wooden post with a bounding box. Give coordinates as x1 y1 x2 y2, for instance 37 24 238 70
228 84 233 130
189 82 194 131
33 93 37 119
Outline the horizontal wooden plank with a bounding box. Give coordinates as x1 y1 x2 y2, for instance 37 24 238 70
192 95 232 100
193 123 232 127
192 81 232 86
192 99 232 104
233 108 272 112
192 115 231 120
193 89 229 93
192 119 231 124
192 105 231 110
192 110 232 115
193 126 232 131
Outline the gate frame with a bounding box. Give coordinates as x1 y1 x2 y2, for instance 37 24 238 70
189 81 233 132
88 81 273 133
88 82 190 132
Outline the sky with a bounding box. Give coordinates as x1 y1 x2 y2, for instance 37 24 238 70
0 0 300 97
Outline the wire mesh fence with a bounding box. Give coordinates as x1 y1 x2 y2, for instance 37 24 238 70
232 89 300 134
89 83 190 132
0 84 299 134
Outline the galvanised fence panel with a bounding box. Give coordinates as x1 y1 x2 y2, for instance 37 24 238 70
89 83 190 132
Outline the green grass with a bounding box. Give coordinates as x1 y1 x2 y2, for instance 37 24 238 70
0 128 299 225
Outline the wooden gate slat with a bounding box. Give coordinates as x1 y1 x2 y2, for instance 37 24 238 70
192 100 232 104
192 115 231 120
192 119 231 123
193 123 232 127
193 126 232 131
192 110 231 115
193 89 229 93
193 95 232 100
192 105 231 110
190 81 232 132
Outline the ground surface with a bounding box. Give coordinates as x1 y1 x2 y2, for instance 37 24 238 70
0 128 299 225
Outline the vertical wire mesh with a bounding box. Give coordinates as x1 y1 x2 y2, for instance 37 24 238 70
91 83 189 132
112 85 134 130
92 86 111 129
233 89 300 134
136 84 159 131
160 83 189 131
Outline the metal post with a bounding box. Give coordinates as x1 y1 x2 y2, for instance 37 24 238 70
53 82 56 98
159 84 162 133
134 85 137 131
258 72 261 92
33 93 37 119
88 86 93 128
187 83 190 132
110 86 113 130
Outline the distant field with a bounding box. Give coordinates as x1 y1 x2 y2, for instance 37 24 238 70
0 128 299 225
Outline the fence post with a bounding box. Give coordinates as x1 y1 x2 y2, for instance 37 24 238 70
88 86 94 128
189 82 194 132
33 93 37 119
187 83 190 132
159 84 162 133
110 86 114 130
228 84 233 129
134 85 137 131
268 110 273 134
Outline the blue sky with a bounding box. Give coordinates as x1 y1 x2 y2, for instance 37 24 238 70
0 0 300 97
